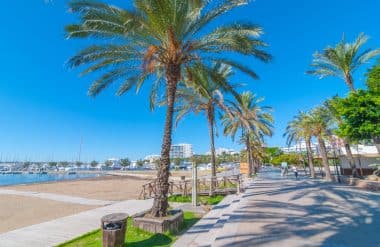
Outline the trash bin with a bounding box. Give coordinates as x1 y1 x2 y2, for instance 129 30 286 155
101 213 128 247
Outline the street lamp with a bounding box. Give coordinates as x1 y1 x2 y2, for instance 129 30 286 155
330 136 341 183
191 161 198 207
332 148 341 183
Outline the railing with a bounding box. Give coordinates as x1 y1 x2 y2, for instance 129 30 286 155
139 174 242 199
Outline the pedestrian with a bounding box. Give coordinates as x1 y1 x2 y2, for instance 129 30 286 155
293 166 298 179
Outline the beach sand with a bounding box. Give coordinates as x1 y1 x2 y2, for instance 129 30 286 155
0 171 210 233
8 175 151 201
0 195 95 233
0 175 153 233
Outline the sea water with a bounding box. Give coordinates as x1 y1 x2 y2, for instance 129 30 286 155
0 173 103 186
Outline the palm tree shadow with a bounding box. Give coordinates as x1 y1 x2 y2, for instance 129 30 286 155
216 171 380 247
126 234 172 247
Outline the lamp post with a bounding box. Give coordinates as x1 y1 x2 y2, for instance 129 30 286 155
330 136 341 183
332 149 341 183
192 162 198 207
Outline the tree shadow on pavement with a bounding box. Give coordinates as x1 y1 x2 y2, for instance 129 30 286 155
215 170 380 247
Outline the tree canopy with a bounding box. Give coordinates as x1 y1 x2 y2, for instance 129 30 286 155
366 64 380 94
334 90 380 142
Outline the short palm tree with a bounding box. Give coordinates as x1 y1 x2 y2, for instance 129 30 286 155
307 33 380 91
284 112 316 178
242 133 266 173
66 0 271 217
324 97 359 177
308 107 333 181
222 92 273 176
174 63 237 194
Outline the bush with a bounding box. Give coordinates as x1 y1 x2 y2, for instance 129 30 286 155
168 195 224 205
271 153 302 166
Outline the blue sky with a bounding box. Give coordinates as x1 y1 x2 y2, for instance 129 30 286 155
0 0 379 162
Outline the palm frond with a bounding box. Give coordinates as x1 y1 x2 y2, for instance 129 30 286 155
67 0 270 106
207 58 259 79
185 0 249 38
308 33 380 90
88 68 129 96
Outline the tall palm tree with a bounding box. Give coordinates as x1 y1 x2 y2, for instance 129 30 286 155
308 107 333 181
324 97 359 177
307 33 380 91
307 33 379 178
174 63 237 195
222 92 273 176
66 0 271 217
284 112 316 178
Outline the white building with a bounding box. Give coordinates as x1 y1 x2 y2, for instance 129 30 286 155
281 141 319 154
106 158 121 169
206 147 238 156
144 154 161 163
338 145 379 176
339 144 378 155
281 140 339 154
170 144 193 158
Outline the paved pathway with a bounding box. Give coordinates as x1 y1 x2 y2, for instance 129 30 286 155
176 168 380 247
0 199 153 247
173 194 242 247
0 189 115 206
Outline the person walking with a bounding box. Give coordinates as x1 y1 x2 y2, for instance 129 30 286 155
293 166 298 179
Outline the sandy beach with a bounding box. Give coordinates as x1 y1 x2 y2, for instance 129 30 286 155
0 171 211 234
0 175 152 233
0 195 95 233
8 175 151 201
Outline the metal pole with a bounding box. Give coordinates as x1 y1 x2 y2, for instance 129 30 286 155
192 162 197 207
333 149 341 183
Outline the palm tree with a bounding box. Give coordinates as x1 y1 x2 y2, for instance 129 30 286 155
66 0 271 217
308 107 333 181
222 92 273 176
307 33 380 91
284 112 316 178
324 97 359 177
173 63 237 194
307 33 379 178
243 133 266 173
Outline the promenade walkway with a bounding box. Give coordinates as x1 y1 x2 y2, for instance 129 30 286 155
0 199 153 247
176 168 380 247
0 189 114 206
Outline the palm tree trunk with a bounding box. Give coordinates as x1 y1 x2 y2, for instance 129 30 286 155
345 73 356 92
252 158 258 175
305 137 316 178
317 135 332 181
207 104 216 196
246 134 253 176
343 139 359 177
151 64 179 217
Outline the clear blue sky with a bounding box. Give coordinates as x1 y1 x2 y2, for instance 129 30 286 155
0 0 379 162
